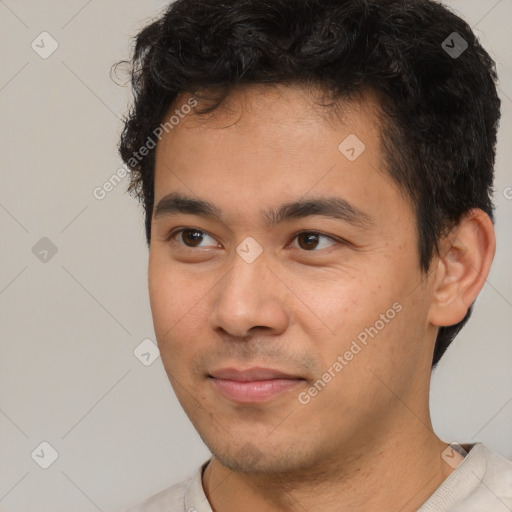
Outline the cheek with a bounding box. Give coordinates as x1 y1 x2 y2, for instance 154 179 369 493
148 252 208 364
295 266 413 373
286 269 390 341
331 290 427 403
148 258 181 335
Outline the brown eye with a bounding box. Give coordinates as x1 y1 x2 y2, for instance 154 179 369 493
169 228 217 248
297 232 320 250
293 231 337 251
180 229 205 247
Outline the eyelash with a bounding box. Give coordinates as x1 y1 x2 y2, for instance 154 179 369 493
166 227 343 252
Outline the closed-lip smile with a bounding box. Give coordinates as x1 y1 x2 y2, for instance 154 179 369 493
208 366 305 403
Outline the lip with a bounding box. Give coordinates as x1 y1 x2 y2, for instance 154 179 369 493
208 367 305 403
209 367 301 381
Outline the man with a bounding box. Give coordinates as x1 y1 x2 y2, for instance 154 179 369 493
118 0 512 510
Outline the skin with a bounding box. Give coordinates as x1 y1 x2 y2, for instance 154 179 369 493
148 83 495 512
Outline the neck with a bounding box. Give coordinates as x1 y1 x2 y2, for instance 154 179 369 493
202 418 454 512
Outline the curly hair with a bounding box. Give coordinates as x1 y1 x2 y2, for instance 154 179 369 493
116 0 500 368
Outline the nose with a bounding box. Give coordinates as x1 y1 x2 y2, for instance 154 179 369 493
209 252 289 339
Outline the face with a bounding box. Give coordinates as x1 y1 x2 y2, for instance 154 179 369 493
148 84 437 474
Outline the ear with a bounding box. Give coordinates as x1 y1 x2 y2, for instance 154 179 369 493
428 209 496 327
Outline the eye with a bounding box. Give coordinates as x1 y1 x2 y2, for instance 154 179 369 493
167 228 340 252
290 231 338 251
168 228 219 248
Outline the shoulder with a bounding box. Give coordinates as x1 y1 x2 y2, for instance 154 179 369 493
123 459 210 512
123 478 189 512
420 443 512 512
477 444 512 499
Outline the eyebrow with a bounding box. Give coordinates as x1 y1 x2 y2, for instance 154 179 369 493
153 192 374 229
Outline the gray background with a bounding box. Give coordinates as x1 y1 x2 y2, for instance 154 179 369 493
0 1 510 511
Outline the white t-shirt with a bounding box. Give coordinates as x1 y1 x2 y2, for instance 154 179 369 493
124 443 512 512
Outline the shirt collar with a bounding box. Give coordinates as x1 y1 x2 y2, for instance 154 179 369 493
184 459 213 512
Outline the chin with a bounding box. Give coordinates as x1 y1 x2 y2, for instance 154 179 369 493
210 439 313 475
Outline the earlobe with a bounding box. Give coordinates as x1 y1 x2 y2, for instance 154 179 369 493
428 209 496 327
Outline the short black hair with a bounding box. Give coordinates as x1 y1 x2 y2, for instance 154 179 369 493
116 0 500 368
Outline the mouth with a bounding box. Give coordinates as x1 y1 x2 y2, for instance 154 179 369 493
207 367 306 404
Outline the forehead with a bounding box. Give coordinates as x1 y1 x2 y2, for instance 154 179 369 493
167 83 380 139
155 85 384 176
151 84 408 227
